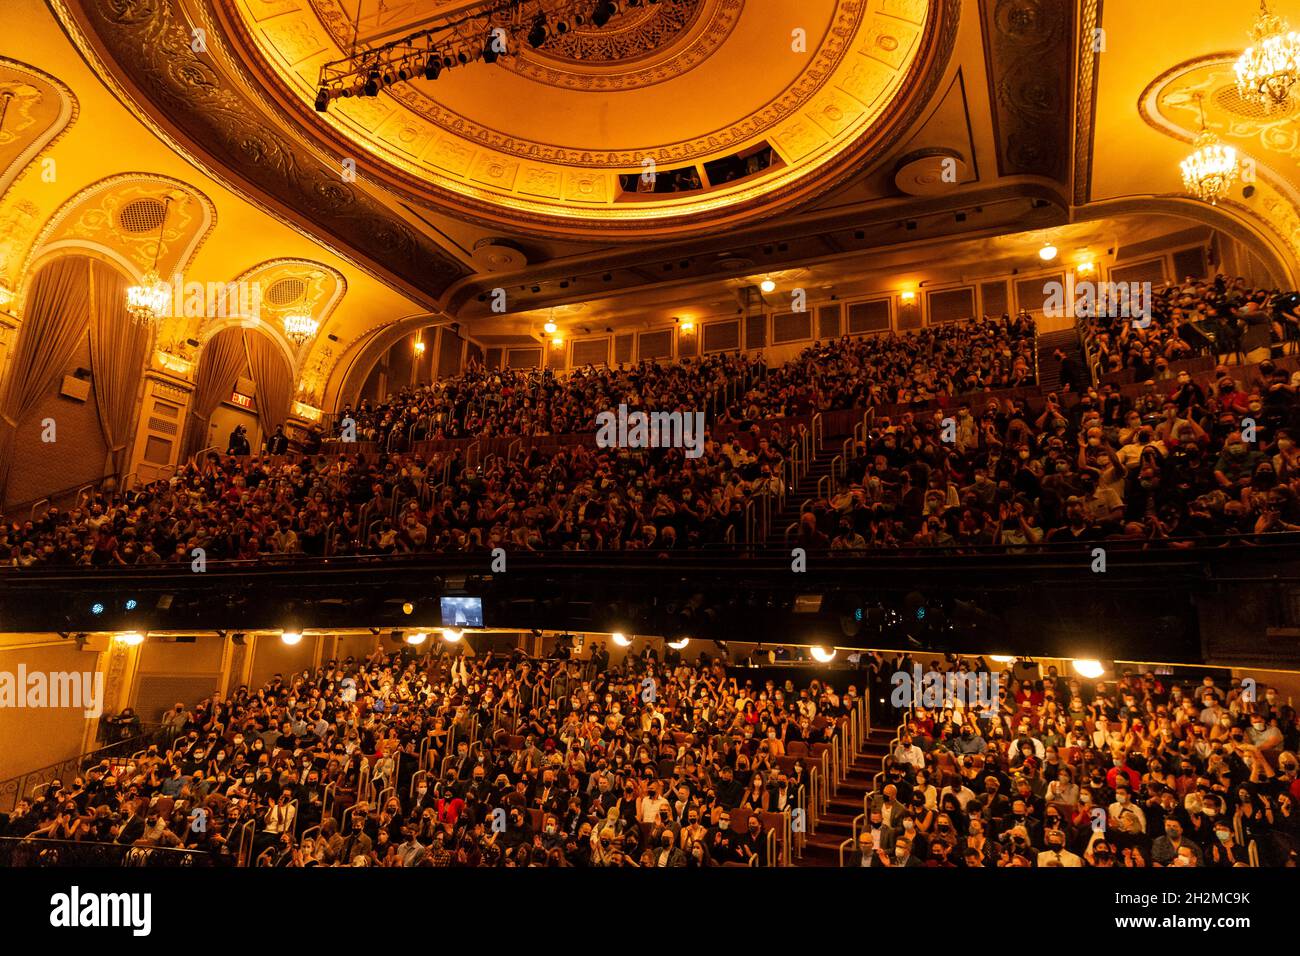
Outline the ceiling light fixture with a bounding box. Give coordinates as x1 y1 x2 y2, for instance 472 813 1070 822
543 321 557 334
282 313 319 345
760 279 777 293
442 628 464 643
281 630 304 646
1236 0 1300 111
667 637 689 650
1181 93 1239 205
115 632 145 646
810 645 836 663
406 632 428 646
1038 244 1058 261
612 632 631 646
125 195 173 328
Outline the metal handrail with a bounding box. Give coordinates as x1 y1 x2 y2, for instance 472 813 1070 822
0 724 169 814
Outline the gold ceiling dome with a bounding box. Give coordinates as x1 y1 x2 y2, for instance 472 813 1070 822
222 0 956 239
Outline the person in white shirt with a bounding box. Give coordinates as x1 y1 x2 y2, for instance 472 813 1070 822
1036 828 1082 867
1107 785 1146 835
892 736 924 770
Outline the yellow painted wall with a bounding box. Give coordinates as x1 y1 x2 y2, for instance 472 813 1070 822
0 637 103 781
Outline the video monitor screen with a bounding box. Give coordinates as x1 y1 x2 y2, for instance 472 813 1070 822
440 596 482 628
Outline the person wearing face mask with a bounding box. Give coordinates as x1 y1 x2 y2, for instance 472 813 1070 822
877 835 922 868
1246 713 1284 756
1152 816 1202 867
1036 826 1082 867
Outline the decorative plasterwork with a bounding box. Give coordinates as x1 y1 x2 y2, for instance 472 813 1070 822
1139 55 1300 282
16 173 216 316
53 0 471 305
978 0 1073 181
0 58 79 203
1071 0 1101 206
218 0 957 239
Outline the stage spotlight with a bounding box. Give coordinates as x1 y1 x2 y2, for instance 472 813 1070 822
402 602 415 616
423 56 441 80
1072 658 1105 679
483 31 502 63
124 599 138 611
91 602 105 616
314 88 330 112
592 2 616 27
363 72 380 96
528 15 549 48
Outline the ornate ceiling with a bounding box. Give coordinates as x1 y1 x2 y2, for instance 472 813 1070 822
222 0 949 238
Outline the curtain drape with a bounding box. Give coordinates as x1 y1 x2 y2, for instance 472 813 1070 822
0 257 93 507
180 328 246 460
243 330 293 442
88 261 149 477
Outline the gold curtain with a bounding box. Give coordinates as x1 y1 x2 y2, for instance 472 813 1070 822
0 257 93 507
180 327 246 460
243 330 292 441
88 261 150 477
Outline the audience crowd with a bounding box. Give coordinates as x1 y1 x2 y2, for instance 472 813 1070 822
7 276 1300 565
858 654 1299 868
0 644 841 868
335 314 1037 445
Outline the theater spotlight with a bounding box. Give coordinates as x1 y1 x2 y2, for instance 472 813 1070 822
810 645 837 663
483 30 502 63
612 632 631 647
442 628 464 643
528 15 549 48
1072 658 1105 679
281 630 303 646
406 632 428 646
423 56 442 80
314 87 330 112
402 602 415 616
592 1 616 27
363 71 380 96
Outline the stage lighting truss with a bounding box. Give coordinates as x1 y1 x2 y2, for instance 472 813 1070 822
314 1 690 111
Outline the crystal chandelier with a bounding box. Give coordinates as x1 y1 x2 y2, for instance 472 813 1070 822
126 195 173 327
1235 1 1300 111
282 312 319 345
1181 95 1239 205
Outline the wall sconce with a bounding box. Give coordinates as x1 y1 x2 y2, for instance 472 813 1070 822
413 337 426 356
292 401 322 422
155 350 194 377
900 290 916 303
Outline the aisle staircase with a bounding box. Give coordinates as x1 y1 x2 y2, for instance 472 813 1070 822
764 444 847 547
1036 327 1088 392
796 728 893 867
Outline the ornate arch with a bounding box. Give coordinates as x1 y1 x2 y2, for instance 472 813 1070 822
0 56 79 202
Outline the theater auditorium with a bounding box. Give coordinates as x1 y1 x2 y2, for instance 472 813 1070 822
0 0 1299 888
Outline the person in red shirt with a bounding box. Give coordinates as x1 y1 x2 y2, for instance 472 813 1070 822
1105 750 1141 791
